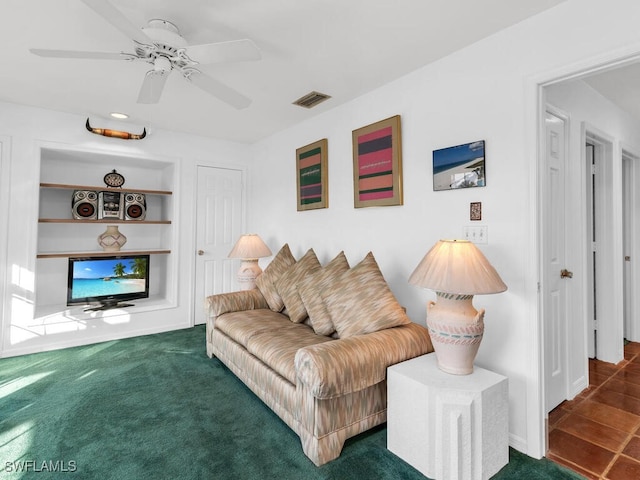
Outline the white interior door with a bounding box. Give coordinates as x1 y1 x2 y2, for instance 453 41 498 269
622 151 639 342
623 155 631 339
194 166 243 325
586 143 596 358
585 129 623 364
543 109 570 413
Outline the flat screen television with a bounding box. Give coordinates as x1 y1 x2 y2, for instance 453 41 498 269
67 254 150 311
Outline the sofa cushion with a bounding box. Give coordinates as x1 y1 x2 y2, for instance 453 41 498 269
215 309 292 347
247 324 333 384
256 244 297 312
275 248 322 323
298 251 350 336
321 252 411 338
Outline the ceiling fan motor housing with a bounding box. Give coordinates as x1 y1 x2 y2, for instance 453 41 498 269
153 55 172 72
134 19 196 72
142 19 187 47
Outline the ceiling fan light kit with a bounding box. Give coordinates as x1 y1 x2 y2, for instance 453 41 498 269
30 0 261 109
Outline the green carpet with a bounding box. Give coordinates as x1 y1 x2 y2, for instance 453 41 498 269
0 326 584 479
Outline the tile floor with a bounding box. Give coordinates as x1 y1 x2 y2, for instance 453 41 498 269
547 341 640 479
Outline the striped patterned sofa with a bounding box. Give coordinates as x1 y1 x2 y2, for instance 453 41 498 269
205 246 433 465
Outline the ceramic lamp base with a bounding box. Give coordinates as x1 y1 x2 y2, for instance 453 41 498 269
426 292 485 375
237 259 262 290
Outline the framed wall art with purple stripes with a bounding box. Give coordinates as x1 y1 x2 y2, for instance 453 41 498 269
296 138 328 211
352 115 403 208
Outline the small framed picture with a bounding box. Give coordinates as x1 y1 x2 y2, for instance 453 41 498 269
470 202 482 221
296 139 328 211
433 140 485 191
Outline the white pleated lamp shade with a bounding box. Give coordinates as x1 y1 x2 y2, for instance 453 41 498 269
408 239 507 295
228 234 272 259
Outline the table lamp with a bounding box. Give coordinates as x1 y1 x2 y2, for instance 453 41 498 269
228 234 272 290
408 239 507 375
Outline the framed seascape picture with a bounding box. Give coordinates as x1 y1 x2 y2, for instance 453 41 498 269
433 140 486 191
352 115 403 208
296 138 328 211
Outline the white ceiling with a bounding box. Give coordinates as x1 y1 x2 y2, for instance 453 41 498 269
584 63 640 124
1 0 567 143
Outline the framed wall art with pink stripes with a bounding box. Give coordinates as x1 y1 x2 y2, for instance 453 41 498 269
296 138 328 211
352 115 403 208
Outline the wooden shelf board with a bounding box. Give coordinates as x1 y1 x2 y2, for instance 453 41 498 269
37 250 171 259
40 182 172 196
39 219 171 224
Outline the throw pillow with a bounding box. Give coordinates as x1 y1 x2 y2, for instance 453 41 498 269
321 251 410 338
298 251 350 336
275 248 322 323
255 243 296 312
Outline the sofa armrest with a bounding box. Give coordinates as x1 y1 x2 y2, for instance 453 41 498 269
205 289 269 318
294 322 433 399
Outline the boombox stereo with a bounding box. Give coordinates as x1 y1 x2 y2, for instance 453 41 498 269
98 191 124 220
71 190 98 220
124 193 146 221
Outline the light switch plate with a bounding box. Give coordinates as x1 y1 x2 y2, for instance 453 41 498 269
463 225 488 244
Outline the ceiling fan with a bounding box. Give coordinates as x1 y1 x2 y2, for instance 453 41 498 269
30 0 261 109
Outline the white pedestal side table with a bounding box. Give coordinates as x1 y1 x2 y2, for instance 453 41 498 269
387 353 508 480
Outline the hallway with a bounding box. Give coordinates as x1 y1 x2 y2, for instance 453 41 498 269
547 342 640 479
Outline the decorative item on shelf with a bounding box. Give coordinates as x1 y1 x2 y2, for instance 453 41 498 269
98 225 128 252
228 234 272 290
86 118 147 140
103 169 126 188
408 239 507 375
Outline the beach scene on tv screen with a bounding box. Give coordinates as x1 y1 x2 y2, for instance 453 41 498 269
71 258 147 299
433 140 485 191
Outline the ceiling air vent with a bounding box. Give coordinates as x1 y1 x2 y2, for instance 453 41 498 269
293 91 331 109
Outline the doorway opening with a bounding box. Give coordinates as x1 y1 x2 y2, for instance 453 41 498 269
539 68 636 457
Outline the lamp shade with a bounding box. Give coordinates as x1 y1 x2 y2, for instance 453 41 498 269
228 234 272 259
408 239 507 295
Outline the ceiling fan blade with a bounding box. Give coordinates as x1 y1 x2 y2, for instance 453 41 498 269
30 48 126 60
186 71 251 109
186 39 261 64
81 0 153 46
137 70 170 104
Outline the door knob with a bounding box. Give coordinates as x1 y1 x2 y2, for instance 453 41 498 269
198 250 204 256
560 269 573 279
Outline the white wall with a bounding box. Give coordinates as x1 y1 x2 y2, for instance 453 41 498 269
247 0 640 457
0 101 250 357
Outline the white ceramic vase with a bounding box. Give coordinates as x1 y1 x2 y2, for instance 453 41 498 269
426 293 485 375
97 225 127 252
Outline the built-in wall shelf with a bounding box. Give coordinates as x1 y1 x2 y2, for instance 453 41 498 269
37 249 171 259
40 182 172 196
35 146 177 313
38 219 171 224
